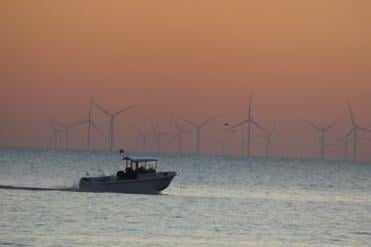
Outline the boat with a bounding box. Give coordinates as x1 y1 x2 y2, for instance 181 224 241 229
79 150 176 194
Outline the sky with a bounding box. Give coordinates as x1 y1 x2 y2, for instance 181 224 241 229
0 0 371 159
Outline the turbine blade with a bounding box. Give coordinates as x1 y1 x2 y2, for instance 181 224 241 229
54 121 66 129
302 118 321 130
91 121 103 135
66 119 87 129
324 119 342 131
248 92 253 118
228 119 249 130
343 128 355 140
200 115 218 128
88 97 94 116
358 126 371 132
114 105 136 116
94 102 111 116
73 119 89 127
334 132 347 144
171 113 181 131
347 101 356 126
180 117 198 128
251 120 267 134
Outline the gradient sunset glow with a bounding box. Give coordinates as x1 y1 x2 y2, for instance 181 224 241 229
1 1 370 159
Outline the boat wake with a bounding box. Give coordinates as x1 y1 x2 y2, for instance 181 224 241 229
0 184 79 192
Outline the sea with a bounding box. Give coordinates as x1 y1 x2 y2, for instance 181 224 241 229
0 147 370 247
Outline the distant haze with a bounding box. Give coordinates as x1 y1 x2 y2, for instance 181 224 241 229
0 1 370 159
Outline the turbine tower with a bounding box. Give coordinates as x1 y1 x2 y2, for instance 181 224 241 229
228 93 266 157
150 123 168 153
342 138 351 160
344 102 371 161
180 115 217 155
94 101 135 151
169 113 192 154
332 135 351 161
303 119 341 160
238 126 247 156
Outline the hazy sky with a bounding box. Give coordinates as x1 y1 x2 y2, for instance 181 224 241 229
1 1 370 159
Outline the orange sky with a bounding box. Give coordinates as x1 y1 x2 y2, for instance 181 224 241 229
0 0 371 159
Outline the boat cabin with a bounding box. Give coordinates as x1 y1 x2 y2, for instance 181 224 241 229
123 156 158 174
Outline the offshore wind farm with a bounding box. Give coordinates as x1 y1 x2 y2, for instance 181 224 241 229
1 1 371 247
40 94 371 163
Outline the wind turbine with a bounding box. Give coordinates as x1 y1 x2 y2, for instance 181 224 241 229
330 134 351 161
256 125 276 157
137 130 151 153
180 115 217 155
86 98 103 150
47 132 57 149
55 119 89 150
169 114 192 154
344 102 371 161
94 101 135 151
47 118 63 149
209 135 229 155
303 119 341 160
150 123 168 153
228 93 266 157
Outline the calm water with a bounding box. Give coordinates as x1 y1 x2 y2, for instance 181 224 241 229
1 147 371 246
